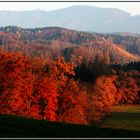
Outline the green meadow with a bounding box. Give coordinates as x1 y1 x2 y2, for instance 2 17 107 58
98 105 140 131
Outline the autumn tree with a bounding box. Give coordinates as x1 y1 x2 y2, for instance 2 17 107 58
57 79 89 125
0 50 34 117
115 76 139 104
33 75 58 121
89 76 117 123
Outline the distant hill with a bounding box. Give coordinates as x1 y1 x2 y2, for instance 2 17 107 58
0 5 140 34
0 26 140 64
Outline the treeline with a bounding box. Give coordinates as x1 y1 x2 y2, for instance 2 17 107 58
96 33 140 56
112 61 140 72
0 49 140 125
75 59 140 105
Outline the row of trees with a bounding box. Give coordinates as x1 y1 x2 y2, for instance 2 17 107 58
0 49 140 125
0 50 89 124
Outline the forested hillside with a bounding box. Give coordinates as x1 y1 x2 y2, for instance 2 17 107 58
0 26 140 125
0 26 140 65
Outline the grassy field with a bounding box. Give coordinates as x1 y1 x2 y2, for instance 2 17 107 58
0 110 140 138
98 105 140 131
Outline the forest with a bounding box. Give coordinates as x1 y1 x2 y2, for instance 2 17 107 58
0 26 140 125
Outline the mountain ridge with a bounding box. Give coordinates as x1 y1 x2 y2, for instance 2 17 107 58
0 5 140 33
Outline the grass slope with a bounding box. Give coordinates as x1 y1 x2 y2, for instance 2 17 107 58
0 114 140 138
99 105 140 131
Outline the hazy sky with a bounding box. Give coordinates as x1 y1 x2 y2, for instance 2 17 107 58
0 2 140 16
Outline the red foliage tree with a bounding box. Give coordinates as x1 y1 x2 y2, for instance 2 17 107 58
0 50 34 117
115 76 139 104
33 75 58 121
57 79 88 125
89 76 117 122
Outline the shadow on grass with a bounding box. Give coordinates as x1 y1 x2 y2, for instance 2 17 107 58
0 114 140 138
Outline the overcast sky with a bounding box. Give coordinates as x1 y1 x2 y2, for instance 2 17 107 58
0 2 140 16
